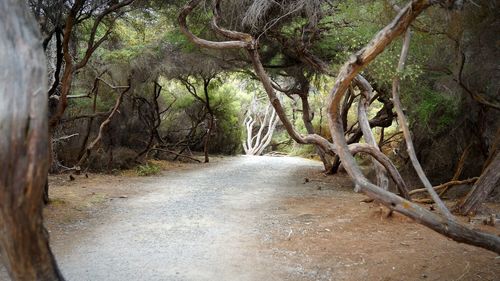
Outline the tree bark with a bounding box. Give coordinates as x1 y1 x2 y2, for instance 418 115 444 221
456 153 500 215
0 1 64 279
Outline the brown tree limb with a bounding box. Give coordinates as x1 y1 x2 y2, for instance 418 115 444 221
354 75 389 191
48 0 83 129
455 50 500 111
179 0 412 198
77 79 131 168
48 0 134 129
150 148 202 163
325 0 500 253
74 0 135 70
409 177 479 196
391 30 453 219
456 152 500 215
178 0 250 49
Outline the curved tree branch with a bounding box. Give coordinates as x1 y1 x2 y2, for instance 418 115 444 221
354 75 390 191
325 0 499 253
391 30 454 219
179 0 500 253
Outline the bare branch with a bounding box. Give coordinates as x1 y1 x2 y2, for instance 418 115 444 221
77 79 131 168
178 0 250 50
410 177 479 196
325 0 500 253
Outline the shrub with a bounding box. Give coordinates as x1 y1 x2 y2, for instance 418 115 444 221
136 162 161 176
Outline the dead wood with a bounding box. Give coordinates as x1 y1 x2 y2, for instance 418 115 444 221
391 30 453 219
409 177 479 196
323 0 500 253
150 148 202 163
354 75 389 191
76 79 131 168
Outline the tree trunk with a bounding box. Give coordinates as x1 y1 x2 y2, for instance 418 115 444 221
300 94 332 171
203 78 214 163
204 113 214 163
0 1 64 280
456 153 500 215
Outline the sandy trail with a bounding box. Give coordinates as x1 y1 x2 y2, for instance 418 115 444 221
1 156 498 281
54 156 312 281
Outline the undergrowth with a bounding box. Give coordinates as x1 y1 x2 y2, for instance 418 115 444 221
136 162 161 176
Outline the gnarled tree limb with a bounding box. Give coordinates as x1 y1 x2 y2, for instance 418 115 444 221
179 0 500 253
354 75 390 191
325 0 499 253
77 79 131 168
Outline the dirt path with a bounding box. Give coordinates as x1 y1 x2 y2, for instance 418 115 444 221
1 156 499 280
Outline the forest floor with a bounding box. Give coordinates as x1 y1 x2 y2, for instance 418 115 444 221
1 156 499 281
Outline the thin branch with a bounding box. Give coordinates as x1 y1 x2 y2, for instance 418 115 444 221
391 30 453 219
150 148 202 163
77 79 131 167
409 177 479 196
52 133 79 142
355 75 391 192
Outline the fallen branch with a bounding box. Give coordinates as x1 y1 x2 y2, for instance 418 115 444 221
409 177 479 196
150 148 202 163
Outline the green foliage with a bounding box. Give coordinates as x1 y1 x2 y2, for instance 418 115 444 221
208 81 244 154
136 162 161 176
411 89 459 133
163 30 198 52
288 144 316 157
161 76 244 155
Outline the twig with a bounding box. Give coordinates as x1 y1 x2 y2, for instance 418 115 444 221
52 133 79 142
456 262 470 281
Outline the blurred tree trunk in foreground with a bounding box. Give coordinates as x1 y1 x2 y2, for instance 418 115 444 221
0 0 64 280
